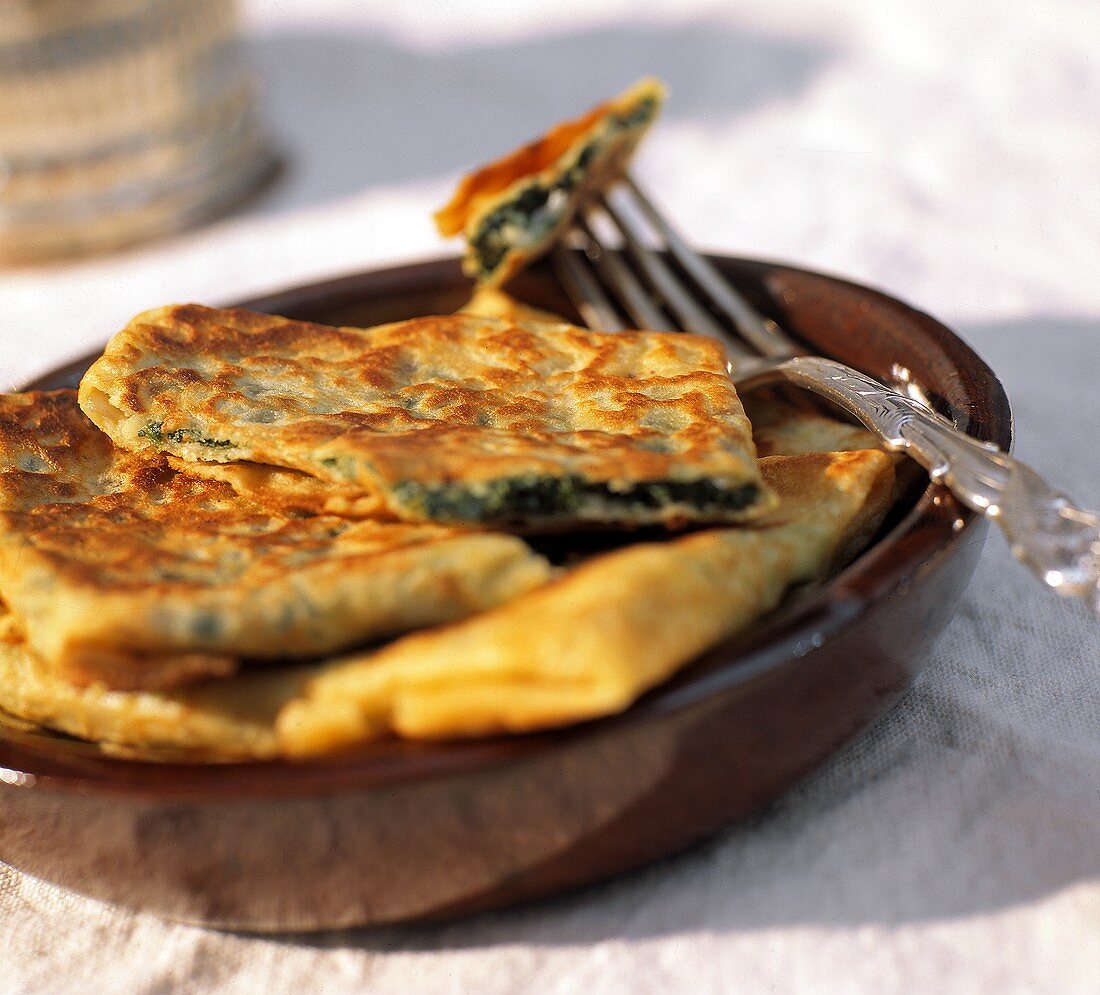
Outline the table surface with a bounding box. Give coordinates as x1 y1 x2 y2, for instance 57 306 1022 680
2 2 1098 992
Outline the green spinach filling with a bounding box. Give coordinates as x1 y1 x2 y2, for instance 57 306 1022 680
393 472 759 523
470 97 659 276
318 455 360 481
138 421 235 449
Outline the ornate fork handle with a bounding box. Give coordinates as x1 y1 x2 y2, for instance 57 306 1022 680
739 356 1100 614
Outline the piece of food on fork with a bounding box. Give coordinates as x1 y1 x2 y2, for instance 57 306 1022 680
434 78 665 288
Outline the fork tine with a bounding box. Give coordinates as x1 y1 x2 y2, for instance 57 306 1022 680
574 213 670 331
595 194 762 364
551 244 625 331
621 175 795 358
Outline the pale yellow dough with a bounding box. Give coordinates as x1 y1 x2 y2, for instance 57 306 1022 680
277 449 895 755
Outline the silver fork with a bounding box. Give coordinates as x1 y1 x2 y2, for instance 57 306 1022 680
552 175 1100 614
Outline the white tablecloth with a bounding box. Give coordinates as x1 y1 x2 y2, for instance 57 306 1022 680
2 2 1097 991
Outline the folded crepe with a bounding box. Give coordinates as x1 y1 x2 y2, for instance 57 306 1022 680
0 449 891 760
0 390 550 691
745 388 882 457
277 449 895 756
435 78 665 287
79 305 775 529
0 609 299 761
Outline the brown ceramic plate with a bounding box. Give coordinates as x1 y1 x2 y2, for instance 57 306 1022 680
0 254 1010 932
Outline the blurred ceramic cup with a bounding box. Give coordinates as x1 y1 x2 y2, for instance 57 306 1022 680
0 0 276 263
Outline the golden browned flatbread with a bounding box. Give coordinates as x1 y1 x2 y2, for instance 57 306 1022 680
79 305 774 529
0 611 300 762
277 449 895 755
435 78 665 287
0 390 551 691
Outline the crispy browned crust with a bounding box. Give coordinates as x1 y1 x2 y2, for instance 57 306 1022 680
165 457 392 520
79 305 774 528
434 78 665 286
0 390 551 690
456 293 887 463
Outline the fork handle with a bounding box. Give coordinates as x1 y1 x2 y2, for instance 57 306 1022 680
745 356 1100 613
